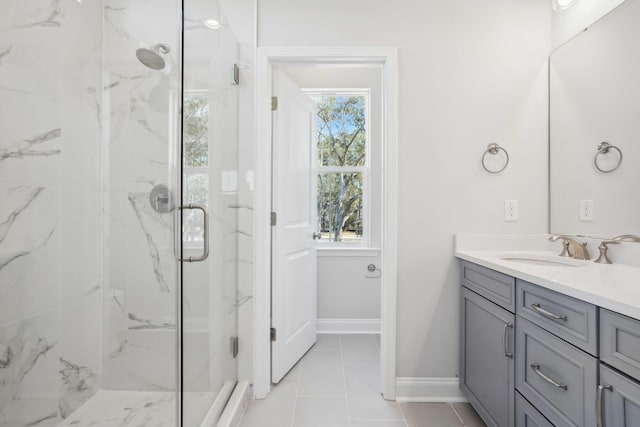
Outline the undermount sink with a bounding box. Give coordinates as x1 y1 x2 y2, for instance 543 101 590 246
498 253 584 268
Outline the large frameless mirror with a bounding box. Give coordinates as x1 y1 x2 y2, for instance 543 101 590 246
550 0 640 241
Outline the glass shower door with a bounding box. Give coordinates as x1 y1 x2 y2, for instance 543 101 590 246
181 0 240 424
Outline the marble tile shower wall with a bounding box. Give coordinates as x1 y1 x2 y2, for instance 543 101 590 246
100 0 184 393
0 0 103 425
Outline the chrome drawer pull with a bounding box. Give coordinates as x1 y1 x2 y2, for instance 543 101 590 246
502 323 513 358
596 384 612 427
530 363 567 390
531 303 567 321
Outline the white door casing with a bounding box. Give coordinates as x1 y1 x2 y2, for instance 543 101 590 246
270 69 318 383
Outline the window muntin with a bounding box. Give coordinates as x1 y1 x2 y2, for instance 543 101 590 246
307 90 370 246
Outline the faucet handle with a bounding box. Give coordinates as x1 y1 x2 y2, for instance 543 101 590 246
558 239 573 257
594 241 620 264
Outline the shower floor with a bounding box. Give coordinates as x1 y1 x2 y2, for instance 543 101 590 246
58 390 216 426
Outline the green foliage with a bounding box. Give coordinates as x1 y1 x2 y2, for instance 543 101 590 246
183 96 209 167
316 96 366 167
315 96 366 242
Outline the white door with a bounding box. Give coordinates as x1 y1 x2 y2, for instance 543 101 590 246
271 69 318 383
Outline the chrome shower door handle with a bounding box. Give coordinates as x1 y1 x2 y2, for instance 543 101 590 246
179 204 209 262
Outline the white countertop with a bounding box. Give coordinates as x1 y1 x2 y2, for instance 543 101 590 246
454 235 640 321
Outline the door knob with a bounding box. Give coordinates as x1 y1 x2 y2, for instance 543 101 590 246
312 232 322 240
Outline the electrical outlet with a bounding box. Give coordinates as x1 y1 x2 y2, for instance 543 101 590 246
504 200 518 222
579 200 594 221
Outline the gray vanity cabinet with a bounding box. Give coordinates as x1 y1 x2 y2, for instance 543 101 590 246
598 364 640 427
460 259 640 427
460 286 515 427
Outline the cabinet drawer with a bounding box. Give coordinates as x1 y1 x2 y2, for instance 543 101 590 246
599 364 640 427
516 318 597 427
517 280 597 355
461 261 515 312
601 309 640 380
516 392 554 427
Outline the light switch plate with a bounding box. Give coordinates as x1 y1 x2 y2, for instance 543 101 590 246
579 200 594 221
504 200 518 222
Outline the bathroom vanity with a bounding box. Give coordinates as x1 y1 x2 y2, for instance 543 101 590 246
455 238 640 427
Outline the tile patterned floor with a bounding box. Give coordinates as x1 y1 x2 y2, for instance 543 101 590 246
239 334 486 427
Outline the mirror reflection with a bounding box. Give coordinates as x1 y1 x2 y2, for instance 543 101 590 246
550 0 640 241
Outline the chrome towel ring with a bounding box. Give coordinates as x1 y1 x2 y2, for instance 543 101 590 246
594 142 622 173
481 143 509 174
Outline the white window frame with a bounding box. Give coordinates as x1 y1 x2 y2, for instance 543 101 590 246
304 88 371 248
182 89 211 251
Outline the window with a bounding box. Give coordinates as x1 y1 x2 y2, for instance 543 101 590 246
307 90 370 245
183 91 210 248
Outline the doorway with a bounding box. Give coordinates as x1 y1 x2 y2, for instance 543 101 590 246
253 47 399 402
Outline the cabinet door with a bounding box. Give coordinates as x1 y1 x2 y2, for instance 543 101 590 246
599 364 640 427
461 286 515 427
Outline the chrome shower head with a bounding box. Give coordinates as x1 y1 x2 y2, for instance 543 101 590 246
136 43 171 70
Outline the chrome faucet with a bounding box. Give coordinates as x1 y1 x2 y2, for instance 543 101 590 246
612 234 640 243
549 235 591 260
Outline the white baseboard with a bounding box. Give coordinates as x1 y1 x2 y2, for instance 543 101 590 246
395 377 467 403
317 318 381 334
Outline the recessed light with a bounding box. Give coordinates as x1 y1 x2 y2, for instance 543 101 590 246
203 19 221 30
553 0 577 11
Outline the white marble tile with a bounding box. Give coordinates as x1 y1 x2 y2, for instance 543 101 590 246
60 73 101 191
0 185 60 325
0 0 61 67
0 310 60 427
60 0 102 78
182 330 210 392
59 189 101 300
0 46 61 187
126 329 177 391
59 294 101 419
56 390 216 427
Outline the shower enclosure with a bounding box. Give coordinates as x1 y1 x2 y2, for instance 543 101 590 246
0 0 253 425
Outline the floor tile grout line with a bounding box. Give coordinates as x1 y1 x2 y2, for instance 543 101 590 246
339 334 352 425
290 350 303 427
449 402 465 426
396 400 409 426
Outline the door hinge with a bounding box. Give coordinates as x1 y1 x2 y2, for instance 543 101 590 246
271 96 278 111
270 211 277 226
230 336 239 358
270 327 276 342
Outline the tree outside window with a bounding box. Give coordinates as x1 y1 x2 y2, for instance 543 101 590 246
310 93 368 244
183 93 210 245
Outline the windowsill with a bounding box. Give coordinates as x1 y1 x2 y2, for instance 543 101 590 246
317 247 381 257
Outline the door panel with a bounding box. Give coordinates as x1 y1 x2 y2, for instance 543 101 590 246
271 69 318 383
460 286 515 427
